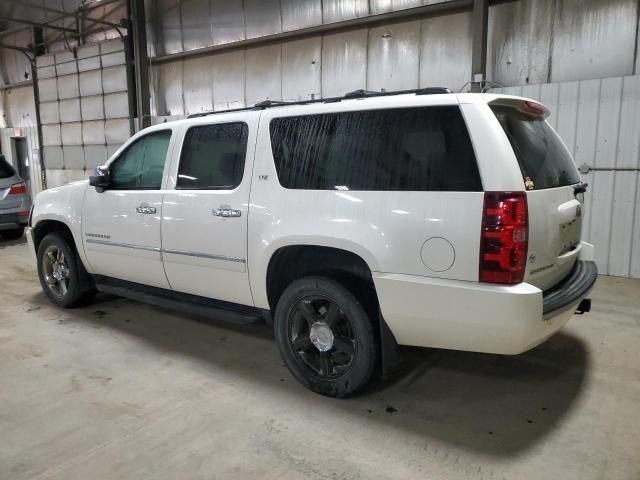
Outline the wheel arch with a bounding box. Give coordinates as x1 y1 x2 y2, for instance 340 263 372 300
33 218 76 252
32 217 92 275
265 244 377 313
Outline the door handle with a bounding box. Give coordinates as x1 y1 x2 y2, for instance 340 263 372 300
212 205 241 218
136 204 157 215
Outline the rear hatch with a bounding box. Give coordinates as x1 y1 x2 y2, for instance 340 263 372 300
490 99 583 291
0 155 22 210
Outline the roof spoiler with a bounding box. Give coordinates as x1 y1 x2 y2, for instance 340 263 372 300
488 97 550 119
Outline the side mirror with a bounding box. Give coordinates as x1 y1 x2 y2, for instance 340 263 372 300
89 165 111 192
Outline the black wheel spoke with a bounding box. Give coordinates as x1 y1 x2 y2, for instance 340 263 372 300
319 355 333 377
292 335 313 352
333 336 354 355
324 303 341 327
299 301 318 326
59 279 68 296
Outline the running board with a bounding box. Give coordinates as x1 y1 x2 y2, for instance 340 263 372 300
94 276 267 326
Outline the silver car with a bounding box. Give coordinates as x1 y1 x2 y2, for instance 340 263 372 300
0 154 31 240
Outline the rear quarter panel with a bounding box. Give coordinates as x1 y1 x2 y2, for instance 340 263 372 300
248 96 490 310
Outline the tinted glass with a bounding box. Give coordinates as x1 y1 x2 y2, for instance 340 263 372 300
177 122 248 190
491 106 580 190
0 154 16 179
269 106 481 191
110 130 171 189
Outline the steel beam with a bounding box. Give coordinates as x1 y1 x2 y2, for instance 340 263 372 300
0 80 32 90
130 0 151 129
30 51 47 190
0 42 32 53
470 0 489 92
0 16 77 33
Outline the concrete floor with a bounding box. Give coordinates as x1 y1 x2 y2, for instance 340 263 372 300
1 239 639 480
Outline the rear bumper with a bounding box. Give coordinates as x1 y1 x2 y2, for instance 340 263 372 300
373 251 597 355
542 260 598 318
0 212 28 230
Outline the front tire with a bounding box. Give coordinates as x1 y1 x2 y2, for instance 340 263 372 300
37 232 95 308
274 276 379 398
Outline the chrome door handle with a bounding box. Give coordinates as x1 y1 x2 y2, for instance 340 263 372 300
212 205 241 218
136 204 157 214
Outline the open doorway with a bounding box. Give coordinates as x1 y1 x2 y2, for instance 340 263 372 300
11 137 31 199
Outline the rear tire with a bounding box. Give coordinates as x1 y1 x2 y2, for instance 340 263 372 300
1 227 24 240
37 232 95 308
274 276 379 398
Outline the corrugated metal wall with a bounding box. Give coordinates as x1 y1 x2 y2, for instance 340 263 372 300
149 12 475 118
494 77 640 279
147 0 640 119
487 0 639 85
36 38 132 188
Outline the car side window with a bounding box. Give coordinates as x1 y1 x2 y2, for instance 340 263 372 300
176 122 248 190
110 130 172 190
269 107 482 191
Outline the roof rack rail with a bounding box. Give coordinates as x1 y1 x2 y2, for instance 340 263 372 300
186 86 452 118
344 89 381 99
343 87 452 98
254 99 290 109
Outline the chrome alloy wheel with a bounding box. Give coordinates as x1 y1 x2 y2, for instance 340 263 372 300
41 245 70 298
288 295 356 379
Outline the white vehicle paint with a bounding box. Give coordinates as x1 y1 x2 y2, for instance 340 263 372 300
27 92 597 365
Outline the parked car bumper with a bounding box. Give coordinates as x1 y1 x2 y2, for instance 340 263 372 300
373 243 597 355
0 212 29 231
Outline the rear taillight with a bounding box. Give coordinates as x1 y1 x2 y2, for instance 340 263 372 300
9 182 27 195
479 192 528 284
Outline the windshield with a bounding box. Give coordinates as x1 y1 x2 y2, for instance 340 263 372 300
0 155 16 179
491 106 580 190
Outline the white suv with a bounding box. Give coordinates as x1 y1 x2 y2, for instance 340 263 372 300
27 90 597 397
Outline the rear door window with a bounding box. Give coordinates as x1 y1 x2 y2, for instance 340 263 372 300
177 122 248 190
269 106 482 191
491 106 580 190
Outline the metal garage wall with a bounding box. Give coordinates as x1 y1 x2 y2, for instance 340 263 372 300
147 0 640 92
37 38 131 188
149 11 474 118
494 77 640 279
148 0 640 119
487 0 638 85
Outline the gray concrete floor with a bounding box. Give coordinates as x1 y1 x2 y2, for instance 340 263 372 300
0 238 639 480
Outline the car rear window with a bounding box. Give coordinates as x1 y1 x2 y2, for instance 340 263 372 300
0 155 16 179
491 106 580 190
269 106 482 191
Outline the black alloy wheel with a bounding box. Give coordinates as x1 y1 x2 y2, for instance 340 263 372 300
275 277 379 397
